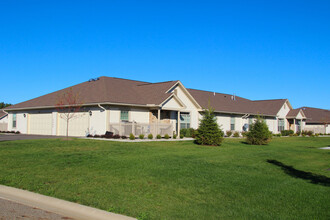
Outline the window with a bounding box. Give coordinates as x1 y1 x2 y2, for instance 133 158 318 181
278 119 285 132
12 113 17 128
120 110 129 121
230 117 235 130
180 113 190 129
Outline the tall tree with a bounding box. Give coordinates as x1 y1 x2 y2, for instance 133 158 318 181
55 88 84 139
0 102 12 109
195 106 224 146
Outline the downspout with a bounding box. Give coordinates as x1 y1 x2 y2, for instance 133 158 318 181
98 104 106 111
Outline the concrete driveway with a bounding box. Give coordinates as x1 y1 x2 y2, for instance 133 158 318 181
0 134 65 142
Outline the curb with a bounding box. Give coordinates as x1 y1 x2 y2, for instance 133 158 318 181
0 185 136 220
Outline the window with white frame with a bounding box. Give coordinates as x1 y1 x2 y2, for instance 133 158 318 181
120 110 129 121
230 117 235 130
180 113 190 129
278 119 285 132
12 113 17 128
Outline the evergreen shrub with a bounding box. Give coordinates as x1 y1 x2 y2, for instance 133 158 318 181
246 116 272 145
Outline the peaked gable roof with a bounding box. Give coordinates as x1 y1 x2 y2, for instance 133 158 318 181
6 77 179 110
286 109 305 119
298 107 330 124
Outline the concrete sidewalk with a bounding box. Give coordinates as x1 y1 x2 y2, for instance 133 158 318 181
0 185 136 220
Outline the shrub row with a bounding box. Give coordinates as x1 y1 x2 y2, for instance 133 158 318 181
0 130 20 134
87 132 183 140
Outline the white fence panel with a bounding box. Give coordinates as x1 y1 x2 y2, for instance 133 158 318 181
109 122 174 137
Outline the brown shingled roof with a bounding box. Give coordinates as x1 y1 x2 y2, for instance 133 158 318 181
0 110 7 119
6 77 178 110
187 88 287 116
286 109 302 118
5 76 291 117
298 107 330 124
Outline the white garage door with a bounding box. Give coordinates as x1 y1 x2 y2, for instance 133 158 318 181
58 112 89 137
29 113 53 135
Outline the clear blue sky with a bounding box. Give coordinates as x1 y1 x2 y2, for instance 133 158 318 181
1 0 329 109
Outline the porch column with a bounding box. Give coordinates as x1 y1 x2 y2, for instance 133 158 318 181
157 108 161 135
301 119 303 133
177 111 181 137
293 118 296 133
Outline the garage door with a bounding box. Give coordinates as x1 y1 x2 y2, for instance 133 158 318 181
58 112 89 137
29 113 53 135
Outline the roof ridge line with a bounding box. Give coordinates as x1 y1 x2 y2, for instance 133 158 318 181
136 80 178 86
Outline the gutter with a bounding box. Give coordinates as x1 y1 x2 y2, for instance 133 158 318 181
4 102 159 111
212 110 276 117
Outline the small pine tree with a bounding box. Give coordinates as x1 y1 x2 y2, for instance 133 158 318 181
246 116 272 145
195 107 224 146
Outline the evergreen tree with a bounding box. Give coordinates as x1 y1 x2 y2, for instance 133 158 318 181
0 102 12 109
246 116 272 145
195 107 224 146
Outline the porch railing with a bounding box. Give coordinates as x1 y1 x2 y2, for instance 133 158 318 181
109 122 174 137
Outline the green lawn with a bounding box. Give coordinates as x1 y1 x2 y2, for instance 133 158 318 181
0 137 329 219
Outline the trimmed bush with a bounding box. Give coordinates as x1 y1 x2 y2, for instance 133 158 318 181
148 134 153 139
233 131 240 137
164 134 170 139
302 130 313 136
139 134 145 139
226 131 233 137
156 134 161 139
241 131 248 137
281 130 294 136
180 134 184 139
195 107 224 146
113 134 121 139
173 134 177 139
121 135 127 139
180 128 195 137
129 133 135 140
180 128 187 137
246 116 272 145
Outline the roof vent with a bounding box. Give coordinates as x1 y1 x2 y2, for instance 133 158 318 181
88 77 100 82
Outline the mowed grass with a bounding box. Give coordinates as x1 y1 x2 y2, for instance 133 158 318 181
0 137 329 219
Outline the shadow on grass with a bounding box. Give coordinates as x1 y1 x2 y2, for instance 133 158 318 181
240 141 249 145
267 159 330 187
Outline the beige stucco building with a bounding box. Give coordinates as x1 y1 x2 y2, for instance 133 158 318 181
2 76 325 137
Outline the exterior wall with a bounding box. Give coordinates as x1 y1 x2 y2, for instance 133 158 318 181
215 113 243 132
169 85 200 129
7 112 28 133
109 106 149 124
265 117 277 133
0 115 8 131
277 101 291 132
162 97 183 109
130 108 149 123
89 107 107 135
304 124 328 134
